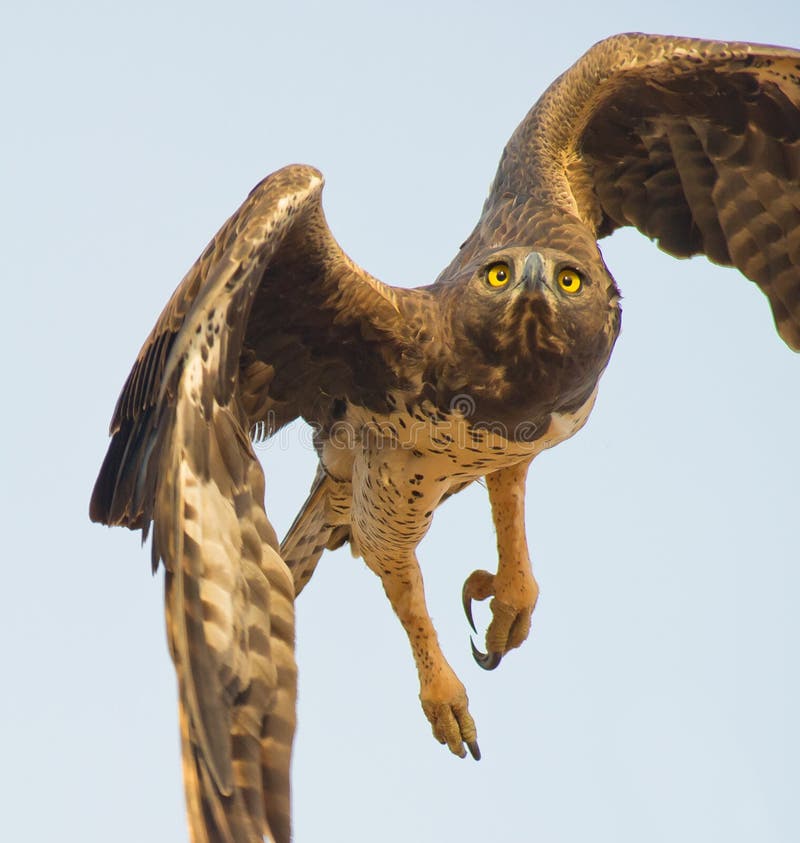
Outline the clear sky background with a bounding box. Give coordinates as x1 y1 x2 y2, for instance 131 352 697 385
2 2 798 841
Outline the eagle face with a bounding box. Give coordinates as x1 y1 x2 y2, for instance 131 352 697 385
439 243 621 430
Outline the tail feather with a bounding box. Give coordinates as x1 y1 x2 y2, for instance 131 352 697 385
281 469 349 596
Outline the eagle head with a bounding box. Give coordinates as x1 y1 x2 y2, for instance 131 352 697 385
433 241 621 432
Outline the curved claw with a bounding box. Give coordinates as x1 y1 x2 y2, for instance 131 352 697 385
462 582 478 634
470 637 502 671
467 740 481 761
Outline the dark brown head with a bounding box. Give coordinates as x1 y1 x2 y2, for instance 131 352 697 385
430 239 621 430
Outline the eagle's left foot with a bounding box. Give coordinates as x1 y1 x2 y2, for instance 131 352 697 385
462 569 536 670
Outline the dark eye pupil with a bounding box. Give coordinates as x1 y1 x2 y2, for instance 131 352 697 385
496 270 507 281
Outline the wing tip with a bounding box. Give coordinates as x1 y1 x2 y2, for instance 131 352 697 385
776 317 800 352
89 415 155 531
248 163 325 204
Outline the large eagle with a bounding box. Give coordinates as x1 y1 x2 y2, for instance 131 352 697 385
91 33 800 843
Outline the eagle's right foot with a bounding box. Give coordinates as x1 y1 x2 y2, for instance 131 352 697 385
359 538 482 760
420 681 480 760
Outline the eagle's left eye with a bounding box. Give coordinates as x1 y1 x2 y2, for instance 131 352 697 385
557 268 583 294
486 262 512 288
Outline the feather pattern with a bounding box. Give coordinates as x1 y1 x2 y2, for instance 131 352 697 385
91 32 800 841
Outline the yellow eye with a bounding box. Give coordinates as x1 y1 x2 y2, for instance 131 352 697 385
557 268 583 294
486 262 512 288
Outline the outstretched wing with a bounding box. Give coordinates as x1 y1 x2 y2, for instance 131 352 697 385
471 33 800 349
90 164 410 842
92 164 411 531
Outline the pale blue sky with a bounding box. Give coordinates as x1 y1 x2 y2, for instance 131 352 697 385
2 2 798 841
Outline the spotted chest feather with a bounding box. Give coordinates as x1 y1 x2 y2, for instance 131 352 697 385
316 388 598 563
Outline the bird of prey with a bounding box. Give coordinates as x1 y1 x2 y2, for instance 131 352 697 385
91 32 800 843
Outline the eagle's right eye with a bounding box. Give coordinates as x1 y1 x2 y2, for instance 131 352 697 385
486 262 512 288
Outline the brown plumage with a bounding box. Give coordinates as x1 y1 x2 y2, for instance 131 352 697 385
91 32 800 840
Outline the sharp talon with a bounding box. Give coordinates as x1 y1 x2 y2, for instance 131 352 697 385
470 637 502 671
462 582 477 633
467 740 481 761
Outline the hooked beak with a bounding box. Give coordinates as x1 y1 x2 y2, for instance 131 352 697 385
522 251 546 290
